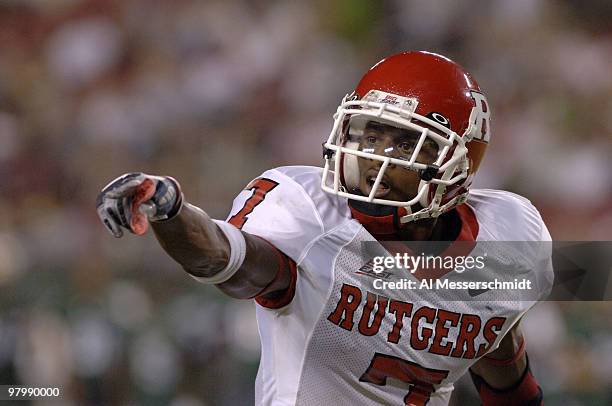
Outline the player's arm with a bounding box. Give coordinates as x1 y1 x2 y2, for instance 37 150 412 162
469 321 543 405
150 202 292 299
96 173 292 300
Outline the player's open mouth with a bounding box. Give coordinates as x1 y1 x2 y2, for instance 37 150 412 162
364 175 391 198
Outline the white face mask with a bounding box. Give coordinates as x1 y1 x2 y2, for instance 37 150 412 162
321 90 471 223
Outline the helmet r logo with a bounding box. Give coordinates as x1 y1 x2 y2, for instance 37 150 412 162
467 91 491 143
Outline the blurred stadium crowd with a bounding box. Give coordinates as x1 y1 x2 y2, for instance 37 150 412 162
0 0 611 405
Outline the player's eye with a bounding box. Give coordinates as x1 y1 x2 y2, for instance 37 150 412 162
366 135 378 145
398 142 414 154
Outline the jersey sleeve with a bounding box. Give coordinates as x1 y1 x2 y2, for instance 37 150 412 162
469 189 555 309
224 168 326 309
225 168 325 262
532 220 554 302
506 192 554 303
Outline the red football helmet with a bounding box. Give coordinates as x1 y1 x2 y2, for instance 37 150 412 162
321 51 491 223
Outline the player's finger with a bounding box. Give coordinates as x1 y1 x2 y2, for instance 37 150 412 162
106 178 147 199
100 172 142 191
101 172 144 197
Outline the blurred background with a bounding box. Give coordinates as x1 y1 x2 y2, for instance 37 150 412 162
0 0 611 405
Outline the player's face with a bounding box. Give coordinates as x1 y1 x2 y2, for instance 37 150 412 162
355 121 439 201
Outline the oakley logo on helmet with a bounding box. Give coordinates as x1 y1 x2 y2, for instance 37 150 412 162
467 91 491 143
426 112 451 129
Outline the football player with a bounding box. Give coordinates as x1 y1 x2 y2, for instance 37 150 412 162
97 51 552 405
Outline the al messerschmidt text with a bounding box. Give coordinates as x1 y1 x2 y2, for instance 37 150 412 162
373 278 532 291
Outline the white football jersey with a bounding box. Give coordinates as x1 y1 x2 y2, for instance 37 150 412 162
225 166 553 406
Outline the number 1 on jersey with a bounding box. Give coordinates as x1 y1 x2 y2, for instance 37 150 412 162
229 178 279 229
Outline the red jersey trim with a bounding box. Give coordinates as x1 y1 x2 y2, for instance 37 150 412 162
349 206 409 236
455 203 479 242
255 243 298 310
